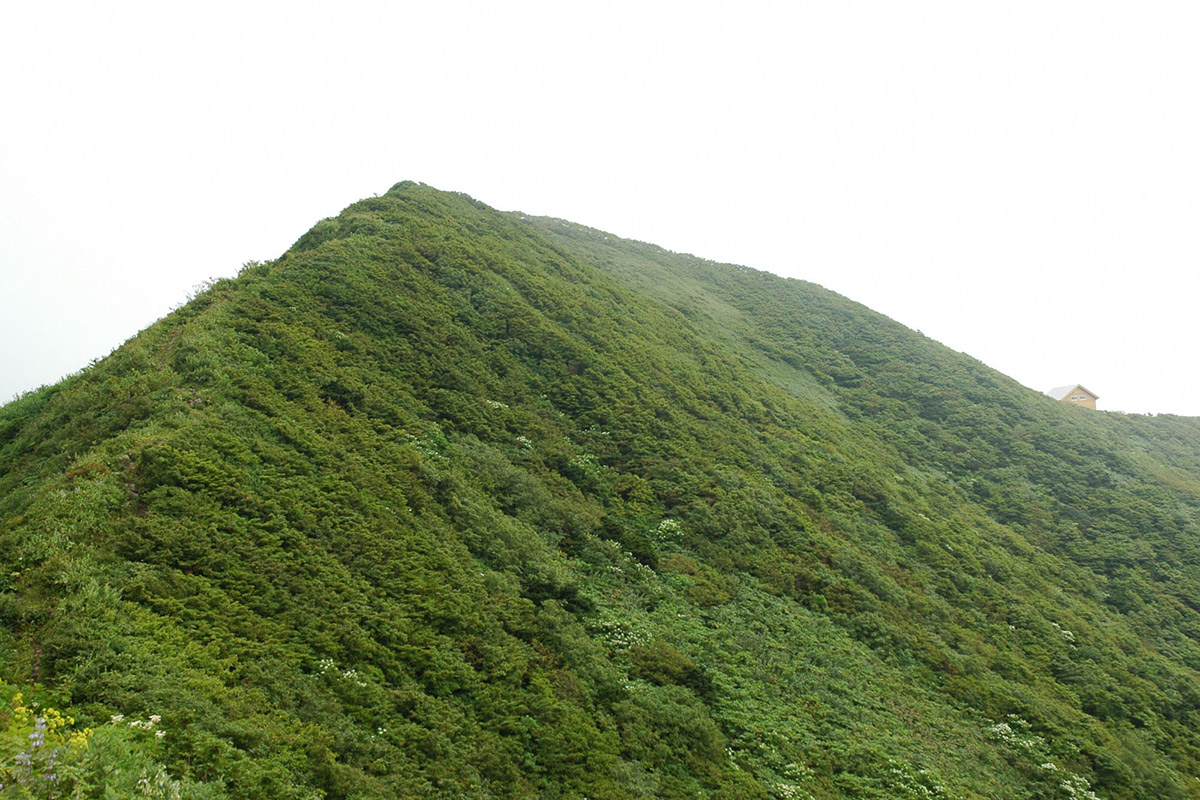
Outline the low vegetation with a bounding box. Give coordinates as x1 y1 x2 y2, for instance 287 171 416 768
2 183 1199 798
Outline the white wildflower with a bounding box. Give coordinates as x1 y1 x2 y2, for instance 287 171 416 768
654 518 682 542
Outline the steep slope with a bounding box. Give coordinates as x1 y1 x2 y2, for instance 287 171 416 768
1 183 1199 799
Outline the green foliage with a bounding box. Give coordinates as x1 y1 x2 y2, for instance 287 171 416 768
2 182 1200 797
0 681 222 798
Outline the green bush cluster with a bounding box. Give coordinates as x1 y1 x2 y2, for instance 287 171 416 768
0 681 220 798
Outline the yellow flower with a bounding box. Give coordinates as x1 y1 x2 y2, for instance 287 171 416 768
10 692 31 723
68 727 94 747
43 706 70 731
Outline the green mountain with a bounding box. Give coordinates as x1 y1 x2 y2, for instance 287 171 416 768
3 182 1200 799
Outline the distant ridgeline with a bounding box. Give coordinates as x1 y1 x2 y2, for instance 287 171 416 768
4 182 1200 799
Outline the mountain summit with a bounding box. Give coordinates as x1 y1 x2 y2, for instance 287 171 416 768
3 183 1199 798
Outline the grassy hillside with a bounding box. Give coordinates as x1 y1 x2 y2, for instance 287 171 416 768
2 183 1199 799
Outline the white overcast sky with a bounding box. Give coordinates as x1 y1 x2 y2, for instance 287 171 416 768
2 2 1198 415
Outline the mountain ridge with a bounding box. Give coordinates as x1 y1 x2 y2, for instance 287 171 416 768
2 182 1199 799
